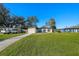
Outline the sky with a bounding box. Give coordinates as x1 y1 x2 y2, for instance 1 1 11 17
4 3 79 28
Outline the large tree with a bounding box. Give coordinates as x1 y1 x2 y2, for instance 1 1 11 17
49 18 56 32
16 16 25 25
16 16 26 29
0 4 10 27
26 16 38 27
10 16 26 29
0 4 26 30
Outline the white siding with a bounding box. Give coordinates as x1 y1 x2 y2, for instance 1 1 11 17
28 27 36 34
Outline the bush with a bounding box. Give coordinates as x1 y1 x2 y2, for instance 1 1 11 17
56 29 61 33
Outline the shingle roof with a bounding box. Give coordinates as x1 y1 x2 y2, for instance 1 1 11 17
40 26 52 29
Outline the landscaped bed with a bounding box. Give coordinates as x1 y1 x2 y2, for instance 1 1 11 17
0 33 79 56
0 33 26 41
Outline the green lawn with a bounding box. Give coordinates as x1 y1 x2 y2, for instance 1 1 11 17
0 33 25 41
0 33 79 56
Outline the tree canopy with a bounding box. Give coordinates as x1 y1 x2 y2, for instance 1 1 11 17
49 18 56 29
26 16 38 27
0 4 26 29
0 4 10 27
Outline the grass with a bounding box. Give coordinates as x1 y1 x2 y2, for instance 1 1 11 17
0 33 79 56
0 33 25 41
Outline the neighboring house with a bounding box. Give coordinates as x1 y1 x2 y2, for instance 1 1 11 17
60 27 79 32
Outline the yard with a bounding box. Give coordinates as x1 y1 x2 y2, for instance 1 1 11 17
0 33 25 41
0 33 79 56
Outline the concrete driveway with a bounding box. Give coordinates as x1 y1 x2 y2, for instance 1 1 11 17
0 33 31 52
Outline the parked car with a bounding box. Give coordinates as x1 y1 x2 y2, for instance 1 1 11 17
1 29 10 34
0 28 18 34
10 28 18 33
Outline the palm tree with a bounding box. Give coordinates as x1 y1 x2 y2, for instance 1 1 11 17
49 18 56 32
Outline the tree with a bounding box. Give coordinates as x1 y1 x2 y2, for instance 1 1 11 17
16 16 26 29
10 16 26 29
0 4 10 27
16 16 25 25
26 16 38 27
49 18 56 32
8 16 17 28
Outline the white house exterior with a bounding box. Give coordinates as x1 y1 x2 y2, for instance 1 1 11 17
27 26 54 34
60 27 79 32
28 27 36 34
41 26 53 33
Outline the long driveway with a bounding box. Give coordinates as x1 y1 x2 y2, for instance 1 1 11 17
0 33 31 52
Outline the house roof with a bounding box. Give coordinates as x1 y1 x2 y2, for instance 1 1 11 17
40 26 52 29
59 25 79 30
64 27 79 29
61 27 79 30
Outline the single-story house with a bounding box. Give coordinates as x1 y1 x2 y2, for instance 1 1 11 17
27 26 55 34
60 27 79 32
40 26 53 33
